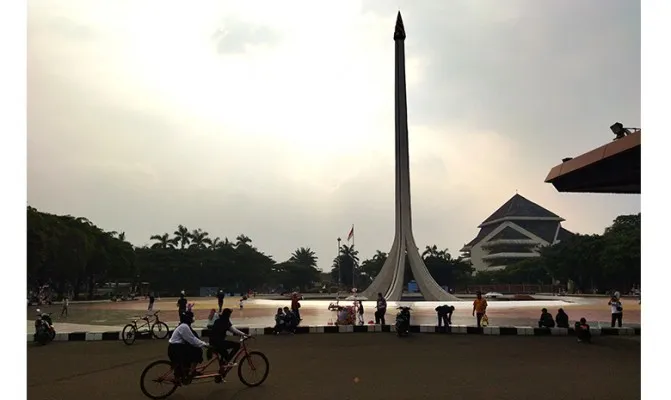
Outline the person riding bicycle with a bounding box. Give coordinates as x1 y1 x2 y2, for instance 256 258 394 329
168 310 208 380
209 308 249 373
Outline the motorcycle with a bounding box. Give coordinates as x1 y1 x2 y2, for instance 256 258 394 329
395 306 412 337
34 310 56 345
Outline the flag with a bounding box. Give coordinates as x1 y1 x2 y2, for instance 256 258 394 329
347 225 354 242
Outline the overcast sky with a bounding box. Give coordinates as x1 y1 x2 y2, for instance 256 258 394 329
27 0 641 270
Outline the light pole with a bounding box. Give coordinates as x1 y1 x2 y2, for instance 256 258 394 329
337 237 342 294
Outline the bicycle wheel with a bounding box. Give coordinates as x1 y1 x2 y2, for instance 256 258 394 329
151 322 170 339
122 324 137 345
237 351 270 387
139 360 178 400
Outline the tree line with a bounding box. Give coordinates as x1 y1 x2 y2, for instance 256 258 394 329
27 206 640 299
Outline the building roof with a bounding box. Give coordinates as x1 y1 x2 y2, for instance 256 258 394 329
556 227 574 242
488 226 532 241
479 194 563 227
544 130 640 194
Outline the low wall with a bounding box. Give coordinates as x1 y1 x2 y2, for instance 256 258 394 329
27 324 640 342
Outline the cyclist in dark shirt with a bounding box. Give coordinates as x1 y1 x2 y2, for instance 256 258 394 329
209 308 248 373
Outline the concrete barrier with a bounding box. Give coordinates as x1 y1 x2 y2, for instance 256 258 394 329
26 324 641 342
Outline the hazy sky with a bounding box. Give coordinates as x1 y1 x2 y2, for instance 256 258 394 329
27 0 641 270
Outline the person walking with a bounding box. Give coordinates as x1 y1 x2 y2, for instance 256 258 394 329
472 291 488 328
608 292 624 327
375 293 387 325
148 292 155 312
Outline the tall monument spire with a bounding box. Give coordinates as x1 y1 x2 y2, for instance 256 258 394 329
361 13 460 302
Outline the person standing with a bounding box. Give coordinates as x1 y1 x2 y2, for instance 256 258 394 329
472 291 488 328
177 291 188 317
375 293 387 325
356 300 364 325
148 292 156 312
61 295 69 318
608 292 623 327
291 292 302 321
216 290 226 313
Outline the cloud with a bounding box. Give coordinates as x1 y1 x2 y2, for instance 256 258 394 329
27 0 640 270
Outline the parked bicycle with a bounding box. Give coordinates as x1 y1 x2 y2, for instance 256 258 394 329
139 336 269 399
122 311 169 345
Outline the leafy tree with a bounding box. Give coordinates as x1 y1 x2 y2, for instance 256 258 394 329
360 250 387 285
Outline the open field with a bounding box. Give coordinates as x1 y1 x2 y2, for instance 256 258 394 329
27 332 640 400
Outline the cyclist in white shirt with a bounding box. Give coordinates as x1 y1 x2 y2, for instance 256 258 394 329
168 310 208 379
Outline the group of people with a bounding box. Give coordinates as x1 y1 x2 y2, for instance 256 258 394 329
273 307 301 334
538 308 593 343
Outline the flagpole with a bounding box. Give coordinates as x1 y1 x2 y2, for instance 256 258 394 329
351 224 355 290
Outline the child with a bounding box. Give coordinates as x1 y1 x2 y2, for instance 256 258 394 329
357 300 364 326
575 318 591 343
206 309 219 329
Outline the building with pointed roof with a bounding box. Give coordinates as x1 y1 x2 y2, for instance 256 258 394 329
460 193 573 273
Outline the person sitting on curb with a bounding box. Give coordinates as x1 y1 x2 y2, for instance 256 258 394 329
575 318 591 343
283 306 298 333
273 308 287 334
555 308 569 328
538 308 556 328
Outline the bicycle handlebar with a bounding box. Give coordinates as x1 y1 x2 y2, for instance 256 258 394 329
240 335 254 343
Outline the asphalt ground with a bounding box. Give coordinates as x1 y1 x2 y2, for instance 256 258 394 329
27 333 640 400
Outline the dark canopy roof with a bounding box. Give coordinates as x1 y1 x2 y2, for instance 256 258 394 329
479 194 563 227
544 130 640 194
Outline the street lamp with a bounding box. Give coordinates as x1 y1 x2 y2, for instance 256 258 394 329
337 237 342 293
610 122 640 140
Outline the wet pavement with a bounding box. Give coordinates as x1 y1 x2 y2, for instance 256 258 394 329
27 296 641 332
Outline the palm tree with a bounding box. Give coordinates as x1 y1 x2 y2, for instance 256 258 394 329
173 225 191 249
235 234 252 248
339 244 360 265
422 245 451 260
149 233 177 249
189 229 212 250
290 247 318 268
208 237 221 250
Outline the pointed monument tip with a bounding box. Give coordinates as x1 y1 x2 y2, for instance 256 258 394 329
394 11 406 40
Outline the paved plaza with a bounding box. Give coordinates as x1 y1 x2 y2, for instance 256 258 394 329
27 296 641 333
27 333 640 400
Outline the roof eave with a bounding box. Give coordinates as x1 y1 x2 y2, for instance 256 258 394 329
478 216 565 229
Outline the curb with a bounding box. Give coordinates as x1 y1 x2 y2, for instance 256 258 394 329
27 325 641 342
